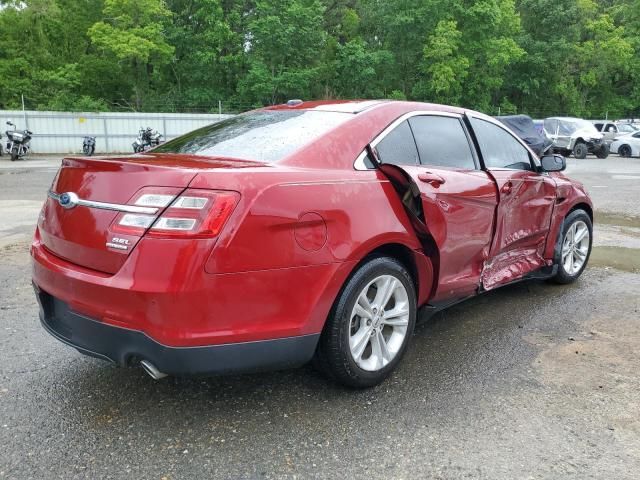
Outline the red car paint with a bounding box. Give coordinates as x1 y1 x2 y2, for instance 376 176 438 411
31 100 592 362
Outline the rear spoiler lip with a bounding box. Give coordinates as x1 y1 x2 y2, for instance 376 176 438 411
61 153 270 171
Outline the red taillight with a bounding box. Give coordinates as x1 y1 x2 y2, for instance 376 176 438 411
111 188 239 239
148 189 239 239
111 187 183 236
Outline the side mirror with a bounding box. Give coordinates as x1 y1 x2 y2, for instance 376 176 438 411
540 154 566 172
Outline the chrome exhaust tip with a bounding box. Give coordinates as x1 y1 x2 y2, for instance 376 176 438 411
140 360 168 380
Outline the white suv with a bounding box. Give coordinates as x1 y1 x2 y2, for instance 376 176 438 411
543 117 608 159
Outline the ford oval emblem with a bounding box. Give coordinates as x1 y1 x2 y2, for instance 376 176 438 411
59 192 79 209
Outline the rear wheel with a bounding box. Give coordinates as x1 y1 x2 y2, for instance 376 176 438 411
619 144 632 158
573 142 588 159
314 256 417 388
595 144 609 159
550 209 592 284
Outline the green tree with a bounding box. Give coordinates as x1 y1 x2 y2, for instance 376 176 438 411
88 0 175 110
238 0 326 104
412 20 469 105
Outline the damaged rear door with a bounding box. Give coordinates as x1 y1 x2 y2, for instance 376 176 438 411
368 114 497 301
466 115 557 290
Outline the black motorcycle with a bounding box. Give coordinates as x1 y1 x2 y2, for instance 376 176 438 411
5 121 33 161
82 136 96 156
132 127 163 153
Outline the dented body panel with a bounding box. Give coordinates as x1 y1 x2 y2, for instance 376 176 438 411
480 169 557 290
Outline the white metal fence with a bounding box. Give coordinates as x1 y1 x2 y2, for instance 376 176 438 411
0 110 233 154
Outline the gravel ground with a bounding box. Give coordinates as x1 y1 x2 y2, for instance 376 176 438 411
0 154 639 479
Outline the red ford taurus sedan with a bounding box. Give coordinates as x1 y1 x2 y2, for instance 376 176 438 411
32 100 593 387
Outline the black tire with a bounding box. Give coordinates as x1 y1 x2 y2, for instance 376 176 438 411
595 144 609 159
619 144 632 158
573 142 588 159
10 147 18 161
313 256 417 388
549 209 593 284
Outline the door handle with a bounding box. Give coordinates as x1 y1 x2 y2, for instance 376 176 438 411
418 172 446 186
501 181 513 195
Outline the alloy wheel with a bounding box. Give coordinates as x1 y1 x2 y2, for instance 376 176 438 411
562 220 590 275
348 274 410 371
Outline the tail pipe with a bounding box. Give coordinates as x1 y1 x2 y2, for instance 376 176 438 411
140 360 168 380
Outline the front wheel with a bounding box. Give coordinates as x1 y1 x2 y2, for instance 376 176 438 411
550 209 592 284
573 142 588 159
10 147 18 161
314 256 417 388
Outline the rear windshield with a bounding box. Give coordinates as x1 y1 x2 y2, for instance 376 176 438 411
153 110 353 162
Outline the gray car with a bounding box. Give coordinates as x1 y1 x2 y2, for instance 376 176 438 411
543 117 608 159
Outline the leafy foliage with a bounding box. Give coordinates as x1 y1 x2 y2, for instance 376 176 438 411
0 0 638 117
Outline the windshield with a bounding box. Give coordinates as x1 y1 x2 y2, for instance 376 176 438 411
556 119 598 135
153 110 353 162
618 124 638 133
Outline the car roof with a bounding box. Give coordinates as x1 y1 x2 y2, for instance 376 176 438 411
263 100 390 114
261 99 468 116
546 117 584 121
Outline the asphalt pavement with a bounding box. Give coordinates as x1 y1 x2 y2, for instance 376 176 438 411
0 154 639 479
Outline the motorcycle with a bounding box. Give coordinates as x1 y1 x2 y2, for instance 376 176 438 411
5 121 33 161
132 127 163 153
82 136 96 156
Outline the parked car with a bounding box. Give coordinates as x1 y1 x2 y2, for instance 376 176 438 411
543 117 608 159
610 130 640 157
592 120 619 145
32 100 593 388
615 122 639 135
496 115 553 157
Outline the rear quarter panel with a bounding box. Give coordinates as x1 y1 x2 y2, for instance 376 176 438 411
192 168 423 273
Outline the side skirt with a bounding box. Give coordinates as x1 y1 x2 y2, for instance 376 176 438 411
417 264 557 324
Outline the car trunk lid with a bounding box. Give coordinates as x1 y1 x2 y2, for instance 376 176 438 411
39 155 260 274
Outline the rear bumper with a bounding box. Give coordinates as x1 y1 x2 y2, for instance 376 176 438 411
36 285 319 376
31 232 350 347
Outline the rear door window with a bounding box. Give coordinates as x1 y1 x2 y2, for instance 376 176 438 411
409 116 476 169
470 118 533 171
375 120 419 166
